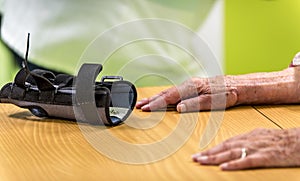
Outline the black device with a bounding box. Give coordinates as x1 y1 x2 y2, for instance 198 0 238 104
0 33 137 126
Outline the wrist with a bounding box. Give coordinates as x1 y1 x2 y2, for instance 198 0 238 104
225 67 300 105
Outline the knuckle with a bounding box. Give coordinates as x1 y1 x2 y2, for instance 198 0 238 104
206 155 217 163
191 77 209 94
228 150 237 160
221 141 232 150
199 95 211 104
160 89 178 104
226 89 238 107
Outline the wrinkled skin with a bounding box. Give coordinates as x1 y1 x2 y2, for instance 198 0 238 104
192 128 300 170
136 76 239 112
136 66 300 112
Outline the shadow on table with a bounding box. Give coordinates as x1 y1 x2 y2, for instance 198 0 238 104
8 110 77 124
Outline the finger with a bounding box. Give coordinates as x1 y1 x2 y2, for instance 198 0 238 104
199 131 283 158
199 136 265 157
177 90 238 112
220 154 268 171
138 77 232 111
196 148 245 165
139 81 200 111
198 140 245 156
135 98 150 109
137 86 180 111
138 77 210 111
135 91 166 109
140 96 168 111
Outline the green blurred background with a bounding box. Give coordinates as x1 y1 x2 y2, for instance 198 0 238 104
0 40 17 87
1 0 300 87
225 0 300 74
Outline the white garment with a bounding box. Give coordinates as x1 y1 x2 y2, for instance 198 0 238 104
1 0 217 86
0 0 3 14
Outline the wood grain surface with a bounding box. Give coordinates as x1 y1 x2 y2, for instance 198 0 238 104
0 87 299 180
254 105 300 129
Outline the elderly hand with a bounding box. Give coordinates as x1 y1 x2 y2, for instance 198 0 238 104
135 77 238 112
192 128 300 170
136 67 300 112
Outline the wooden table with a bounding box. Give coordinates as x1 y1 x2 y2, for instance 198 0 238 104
0 87 300 181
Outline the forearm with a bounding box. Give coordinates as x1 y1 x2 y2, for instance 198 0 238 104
225 67 300 105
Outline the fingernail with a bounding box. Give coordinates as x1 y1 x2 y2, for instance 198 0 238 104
136 98 147 105
220 163 228 170
196 156 208 162
177 104 186 112
191 153 201 161
141 104 150 111
135 102 143 109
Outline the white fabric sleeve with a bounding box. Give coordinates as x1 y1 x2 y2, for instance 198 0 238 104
1 0 218 87
0 0 4 14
